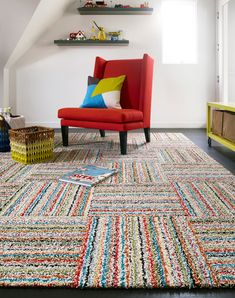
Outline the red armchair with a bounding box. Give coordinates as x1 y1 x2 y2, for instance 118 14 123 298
58 54 154 155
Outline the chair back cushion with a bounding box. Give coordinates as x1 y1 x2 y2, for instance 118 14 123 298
103 60 142 110
94 54 154 127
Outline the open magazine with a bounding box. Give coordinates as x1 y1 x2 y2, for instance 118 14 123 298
59 165 118 187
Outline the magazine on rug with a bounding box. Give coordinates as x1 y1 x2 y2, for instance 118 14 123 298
59 165 118 187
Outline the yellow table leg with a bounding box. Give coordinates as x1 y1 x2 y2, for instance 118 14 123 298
207 104 211 135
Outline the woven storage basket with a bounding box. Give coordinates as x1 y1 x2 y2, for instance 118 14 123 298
0 115 10 152
9 126 54 164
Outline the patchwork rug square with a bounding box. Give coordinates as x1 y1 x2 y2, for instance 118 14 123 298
75 216 217 288
89 183 185 216
0 217 88 287
0 182 92 216
190 218 235 287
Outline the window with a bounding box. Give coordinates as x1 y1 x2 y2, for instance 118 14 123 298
162 0 197 64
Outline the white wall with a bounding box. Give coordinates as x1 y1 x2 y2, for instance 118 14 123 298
228 0 235 103
0 0 39 106
14 0 216 128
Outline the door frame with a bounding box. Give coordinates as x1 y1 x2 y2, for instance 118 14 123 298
217 0 231 103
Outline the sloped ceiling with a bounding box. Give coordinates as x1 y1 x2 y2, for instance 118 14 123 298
2 0 74 106
0 0 40 103
5 0 74 69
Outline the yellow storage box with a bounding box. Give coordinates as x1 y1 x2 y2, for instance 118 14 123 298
9 126 54 164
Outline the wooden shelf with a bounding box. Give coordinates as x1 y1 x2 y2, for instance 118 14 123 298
77 7 153 15
54 39 129 46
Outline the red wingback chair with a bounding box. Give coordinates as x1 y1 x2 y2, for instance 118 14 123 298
58 54 154 155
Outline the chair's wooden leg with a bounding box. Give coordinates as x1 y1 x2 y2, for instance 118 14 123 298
119 131 127 155
99 130 105 138
61 126 68 146
144 128 150 143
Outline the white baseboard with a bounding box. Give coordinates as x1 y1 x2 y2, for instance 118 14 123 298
26 122 61 128
26 122 206 129
151 122 206 129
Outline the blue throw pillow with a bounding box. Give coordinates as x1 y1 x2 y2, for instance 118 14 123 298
80 84 107 108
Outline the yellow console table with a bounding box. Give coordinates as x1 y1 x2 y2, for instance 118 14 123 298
207 102 235 152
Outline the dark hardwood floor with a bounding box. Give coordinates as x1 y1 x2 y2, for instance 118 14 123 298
1 287 234 298
0 129 234 298
181 128 235 175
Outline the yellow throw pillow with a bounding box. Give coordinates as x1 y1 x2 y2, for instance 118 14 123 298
91 75 126 109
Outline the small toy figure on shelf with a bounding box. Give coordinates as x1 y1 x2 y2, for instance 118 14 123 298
84 1 94 7
108 31 122 41
69 30 86 40
115 4 123 8
140 2 149 8
114 4 131 8
93 21 106 40
95 1 107 7
91 24 97 40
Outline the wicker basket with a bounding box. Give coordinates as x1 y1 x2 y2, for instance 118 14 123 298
9 126 54 164
212 110 224 136
223 111 235 143
0 115 10 152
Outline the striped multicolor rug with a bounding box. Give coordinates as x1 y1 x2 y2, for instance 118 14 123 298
0 132 234 288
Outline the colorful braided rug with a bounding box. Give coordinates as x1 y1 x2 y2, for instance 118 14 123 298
0 132 234 288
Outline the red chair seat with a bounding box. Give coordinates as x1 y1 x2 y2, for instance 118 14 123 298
58 108 143 124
